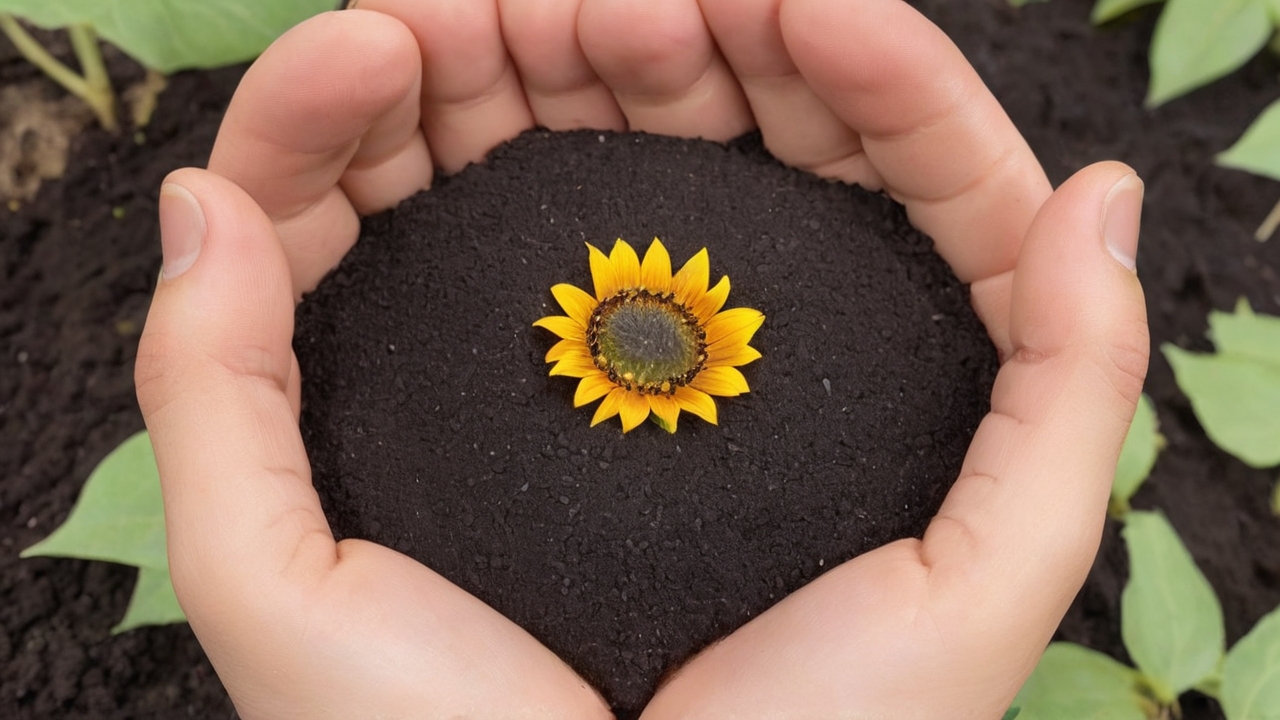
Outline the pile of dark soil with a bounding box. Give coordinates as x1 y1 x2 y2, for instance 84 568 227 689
293 129 996 713
4 1 1280 718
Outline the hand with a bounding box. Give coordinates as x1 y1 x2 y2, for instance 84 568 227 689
135 1 1149 719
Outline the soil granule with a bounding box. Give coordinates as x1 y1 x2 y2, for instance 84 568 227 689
293 130 998 713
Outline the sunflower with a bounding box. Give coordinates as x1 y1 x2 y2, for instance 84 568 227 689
534 238 764 433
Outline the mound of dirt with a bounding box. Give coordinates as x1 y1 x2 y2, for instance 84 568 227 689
294 129 998 714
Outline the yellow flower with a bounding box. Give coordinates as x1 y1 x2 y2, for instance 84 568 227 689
534 238 764 433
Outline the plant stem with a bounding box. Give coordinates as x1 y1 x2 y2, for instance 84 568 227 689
1107 496 1131 521
0 14 117 131
68 23 117 131
1255 195 1280 242
0 15 89 94
126 69 167 129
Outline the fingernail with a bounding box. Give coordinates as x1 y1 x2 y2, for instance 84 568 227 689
1102 173 1143 273
158 183 205 280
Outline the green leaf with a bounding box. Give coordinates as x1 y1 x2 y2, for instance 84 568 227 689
1093 0 1165 24
1121 510 1226 702
22 431 167 569
1209 299 1280 361
1164 348 1280 467
1146 0 1271 107
1110 394 1163 518
1014 642 1151 719
22 430 185 632
1221 606 1280 719
0 0 335 72
1219 101 1280 184
1163 301 1280 468
1008 0 1050 7
0 2 85 29
112 566 185 634
1002 708 1021 720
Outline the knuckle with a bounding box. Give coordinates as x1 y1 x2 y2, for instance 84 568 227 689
1098 315 1150 407
134 328 184 418
214 341 292 393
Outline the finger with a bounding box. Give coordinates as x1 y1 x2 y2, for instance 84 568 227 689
361 0 536 174
923 160 1148 677
497 0 627 131
136 168 333 625
209 10 430 296
780 0 1052 285
972 269 1016 361
578 0 755 140
697 0 871 183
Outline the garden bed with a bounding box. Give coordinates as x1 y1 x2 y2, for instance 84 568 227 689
3 1 1279 717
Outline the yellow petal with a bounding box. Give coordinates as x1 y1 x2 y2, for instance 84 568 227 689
672 248 709 308
591 387 625 426
610 239 641 290
550 353 597 378
674 386 717 425
690 366 749 397
707 326 765 356
551 283 598 327
588 243 618 300
574 373 616 407
647 393 681 433
706 344 762 367
705 308 765 348
545 339 589 363
618 390 651 433
693 275 730 323
532 315 585 341
640 238 672 292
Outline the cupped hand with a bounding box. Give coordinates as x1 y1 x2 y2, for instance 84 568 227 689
136 1 1149 718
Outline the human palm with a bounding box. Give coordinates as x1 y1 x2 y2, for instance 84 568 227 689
136 1 1149 718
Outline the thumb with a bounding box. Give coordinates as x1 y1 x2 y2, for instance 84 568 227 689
920 160 1149 687
135 168 333 625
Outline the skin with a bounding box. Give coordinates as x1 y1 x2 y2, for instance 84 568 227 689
136 1 1150 718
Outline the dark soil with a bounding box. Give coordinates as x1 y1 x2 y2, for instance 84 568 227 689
0 53 242 718
4 1 1280 718
293 129 997 714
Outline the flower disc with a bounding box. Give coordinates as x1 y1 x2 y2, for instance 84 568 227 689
589 289 707 393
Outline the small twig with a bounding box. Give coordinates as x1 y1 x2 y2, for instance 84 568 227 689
1255 195 1280 242
0 14 117 131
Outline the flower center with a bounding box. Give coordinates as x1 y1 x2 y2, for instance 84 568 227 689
587 288 707 394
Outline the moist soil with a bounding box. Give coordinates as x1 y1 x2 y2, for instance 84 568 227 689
293 129 998 714
3 0 1280 718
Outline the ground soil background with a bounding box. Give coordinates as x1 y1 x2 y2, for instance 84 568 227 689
2 1 1279 718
